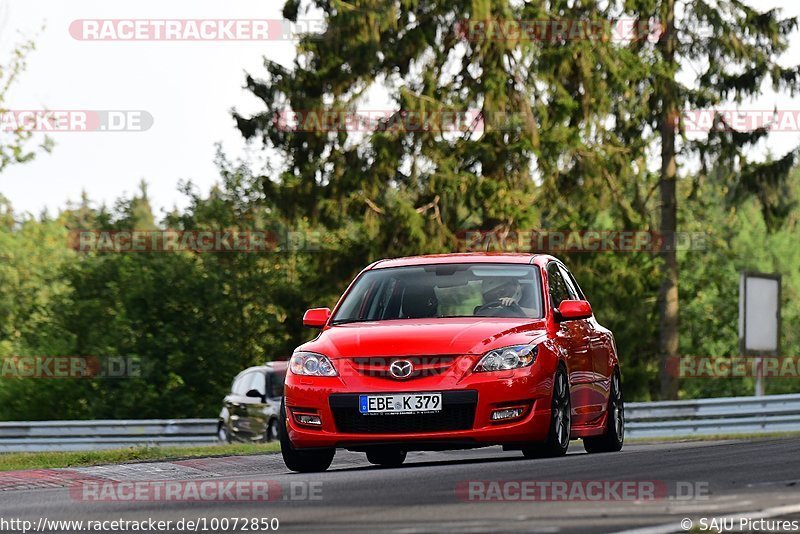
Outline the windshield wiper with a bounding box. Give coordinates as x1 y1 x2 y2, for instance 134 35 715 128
329 318 372 325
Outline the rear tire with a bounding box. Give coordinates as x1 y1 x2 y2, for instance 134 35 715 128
583 371 624 453
279 400 335 472
366 447 407 468
522 367 571 458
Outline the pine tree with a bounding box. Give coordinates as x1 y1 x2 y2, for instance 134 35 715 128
234 0 646 256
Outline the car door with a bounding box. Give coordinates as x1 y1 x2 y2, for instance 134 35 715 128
225 372 255 441
558 263 609 423
244 371 269 441
264 370 287 439
561 266 611 383
547 262 595 426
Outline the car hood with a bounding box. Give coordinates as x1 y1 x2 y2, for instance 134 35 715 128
298 318 547 358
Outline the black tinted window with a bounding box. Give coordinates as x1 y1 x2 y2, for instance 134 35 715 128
547 263 571 309
268 371 286 398
558 264 581 300
563 267 586 300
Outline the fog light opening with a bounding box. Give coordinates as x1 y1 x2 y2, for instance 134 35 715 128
491 406 526 421
294 413 322 426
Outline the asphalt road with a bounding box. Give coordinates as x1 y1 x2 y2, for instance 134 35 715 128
1 438 799 533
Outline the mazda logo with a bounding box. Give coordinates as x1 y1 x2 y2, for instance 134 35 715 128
389 360 414 379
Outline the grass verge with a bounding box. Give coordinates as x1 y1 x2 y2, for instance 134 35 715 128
0 442 280 472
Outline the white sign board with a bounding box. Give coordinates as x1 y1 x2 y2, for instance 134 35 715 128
739 273 781 353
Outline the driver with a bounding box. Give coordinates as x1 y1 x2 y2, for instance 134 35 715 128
482 278 522 307
478 278 537 317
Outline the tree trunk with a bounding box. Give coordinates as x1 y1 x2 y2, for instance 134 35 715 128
658 0 680 400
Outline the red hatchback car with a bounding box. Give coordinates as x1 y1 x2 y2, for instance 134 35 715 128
280 253 624 472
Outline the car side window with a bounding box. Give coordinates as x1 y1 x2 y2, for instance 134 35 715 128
231 375 244 394
269 372 286 398
250 372 266 397
558 264 581 300
564 268 587 300
232 373 253 395
547 263 571 309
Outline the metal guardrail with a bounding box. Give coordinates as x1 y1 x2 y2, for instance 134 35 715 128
626 393 800 439
0 394 798 452
0 419 217 452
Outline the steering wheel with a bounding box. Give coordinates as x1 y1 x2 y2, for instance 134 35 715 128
474 300 524 317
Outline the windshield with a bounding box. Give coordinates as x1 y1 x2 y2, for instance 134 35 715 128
332 263 543 323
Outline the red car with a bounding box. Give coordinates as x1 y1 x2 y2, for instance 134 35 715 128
280 253 624 472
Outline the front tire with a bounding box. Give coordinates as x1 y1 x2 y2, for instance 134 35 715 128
279 400 335 472
264 419 279 443
583 371 624 453
217 422 230 443
522 367 571 458
366 447 407 468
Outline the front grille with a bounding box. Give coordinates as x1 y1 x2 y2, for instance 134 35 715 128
329 391 477 434
350 356 455 379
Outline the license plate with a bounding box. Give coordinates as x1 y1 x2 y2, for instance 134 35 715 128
359 393 443 415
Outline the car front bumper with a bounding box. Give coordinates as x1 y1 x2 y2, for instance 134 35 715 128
284 355 558 450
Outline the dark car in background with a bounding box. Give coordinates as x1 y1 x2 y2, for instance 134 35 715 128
218 361 287 443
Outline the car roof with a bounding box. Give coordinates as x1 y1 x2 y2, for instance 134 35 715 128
371 253 545 270
238 361 288 375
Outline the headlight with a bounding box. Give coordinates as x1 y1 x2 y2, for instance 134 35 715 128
290 351 338 376
474 345 537 372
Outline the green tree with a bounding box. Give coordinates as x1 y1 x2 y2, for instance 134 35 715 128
678 168 800 398
627 0 800 398
0 35 53 171
234 0 650 249
233 0 674 397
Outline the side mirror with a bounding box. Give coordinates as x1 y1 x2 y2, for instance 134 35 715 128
556 300 593 322
245 389 265 402
303 307 331 328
